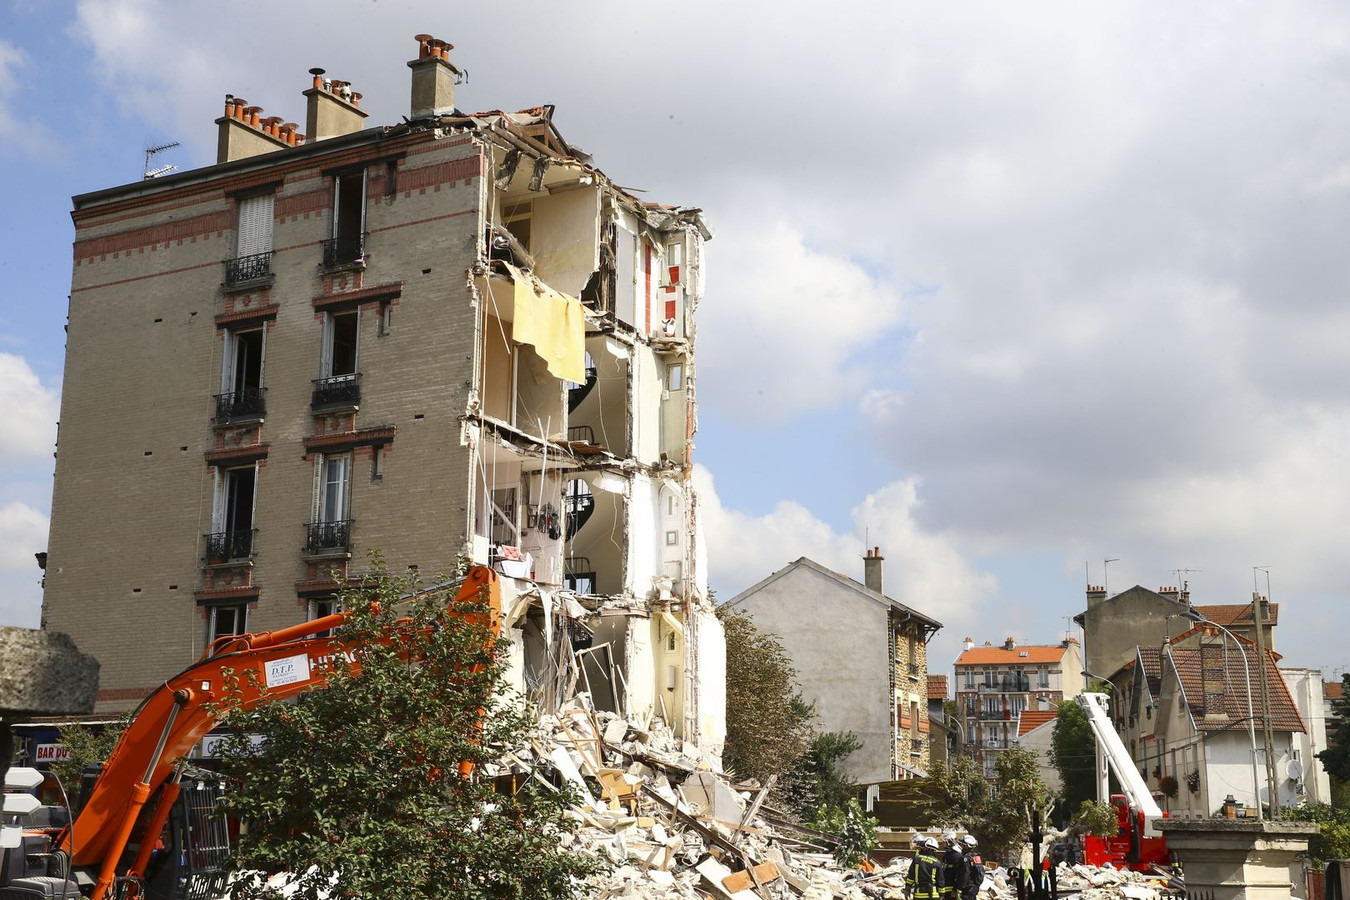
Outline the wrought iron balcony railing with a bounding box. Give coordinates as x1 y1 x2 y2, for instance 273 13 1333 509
223 251 274 287
978 709 1011 721
321 234 365 270
203 529 256 562
305 520 351 555
311 373 361 409
214 387 266 421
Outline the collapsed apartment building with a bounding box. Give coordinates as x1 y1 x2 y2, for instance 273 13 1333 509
40 35 725 757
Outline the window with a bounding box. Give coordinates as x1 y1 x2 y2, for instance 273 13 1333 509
983 696 999 715
1038 667 1050 688
308 597 341 639
327 170 367 267
209 464 256 560
314 310 360 408
1010 696 1026 715
210 605 247 643
308 454 351 554
502 201 532 251
323 311 359 379
237 193 275 258
219 327 265 419
964 670 976 690
665 530 679 546
319 454 351 523
667 363 683 392
378 301 392 336
371 445 384 481
667 494 678 517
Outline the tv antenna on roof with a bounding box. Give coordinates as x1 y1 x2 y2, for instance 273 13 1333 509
144 140 181 179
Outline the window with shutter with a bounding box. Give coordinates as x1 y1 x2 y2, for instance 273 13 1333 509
237 193 275 257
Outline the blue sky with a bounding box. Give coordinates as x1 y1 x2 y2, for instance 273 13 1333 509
2 1 1348 682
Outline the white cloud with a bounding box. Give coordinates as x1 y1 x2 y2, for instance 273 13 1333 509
0 39 57 155
0 502 47 627
0 354 58 463
699 223 908 422
695 465 996 642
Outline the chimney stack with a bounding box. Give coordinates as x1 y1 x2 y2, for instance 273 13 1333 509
304 68 369 142
963 637 975 651
1086 584 1107 608
1158 586 1180 601
215 94 291 164
1003 637 1016 651
863 546 884 596
407 34 462 119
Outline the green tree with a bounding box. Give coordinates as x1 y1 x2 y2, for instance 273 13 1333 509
1051 698 1097 821
928 746 1052 864
815 798 879 868
1069 800 1118 840
1318 675 1350 786
782 731 864 820
214 562 604 900
716 605 814 785
51 715 129 800
1286 803 1350 865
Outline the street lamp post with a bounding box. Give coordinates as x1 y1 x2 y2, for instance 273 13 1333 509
1181 608 1263 821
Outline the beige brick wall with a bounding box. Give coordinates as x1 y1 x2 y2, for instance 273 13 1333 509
44 132 491 710
893 620 931 773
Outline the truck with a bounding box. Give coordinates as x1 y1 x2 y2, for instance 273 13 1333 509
0 566 501 900
1074 691 1171 871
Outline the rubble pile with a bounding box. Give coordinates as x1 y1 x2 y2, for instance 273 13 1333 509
492 699 909 899
975 862 1175 900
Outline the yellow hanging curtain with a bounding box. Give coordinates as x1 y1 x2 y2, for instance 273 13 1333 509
503 263 586 384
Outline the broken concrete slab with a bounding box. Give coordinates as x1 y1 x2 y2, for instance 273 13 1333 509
0 627 99 717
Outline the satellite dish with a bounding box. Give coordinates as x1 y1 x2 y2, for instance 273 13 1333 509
1287 758 1305 781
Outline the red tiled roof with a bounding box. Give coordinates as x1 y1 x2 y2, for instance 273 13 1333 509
1169 646 1304 733
1326 680 1345 701
956 644 1067 666
1193 603 1278 627
928 675 948 701
1018 709 1058 737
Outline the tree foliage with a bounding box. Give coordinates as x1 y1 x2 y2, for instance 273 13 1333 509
1051 698 1097 822
815 798 879 868
51 715 129 799
928 746 1052 864
1286 803 1350 866
717 605 814 784
1070 800 1118 840
214 562 604 900
1318 675 1350 785
783 731 865 820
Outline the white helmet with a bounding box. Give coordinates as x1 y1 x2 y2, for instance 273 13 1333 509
924 836 940 851
962 835 978 849
942 831 957 845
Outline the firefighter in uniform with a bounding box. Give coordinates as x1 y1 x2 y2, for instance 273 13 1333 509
941 831 968 900
907 836 945 900
960 835 983 900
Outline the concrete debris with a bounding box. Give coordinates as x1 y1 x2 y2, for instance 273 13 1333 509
973 862 1172 900
499 700 914 899
0 626 100 716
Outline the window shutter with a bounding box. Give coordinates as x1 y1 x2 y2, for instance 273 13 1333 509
311 453 324 523
237 193 274 257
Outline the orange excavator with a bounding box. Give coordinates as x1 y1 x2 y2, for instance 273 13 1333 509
1 567 500 900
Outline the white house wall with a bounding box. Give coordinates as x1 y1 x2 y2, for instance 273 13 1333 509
1282 668 1333 804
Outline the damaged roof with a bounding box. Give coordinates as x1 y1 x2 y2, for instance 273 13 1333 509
725 557 942 631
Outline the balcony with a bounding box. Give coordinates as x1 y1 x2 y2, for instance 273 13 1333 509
321 234 365 270
305 520 351 556
978 709 1012 721
223 251 274 288
979 678 1031 693
311 374 361 410
203 529 256 563
214 387 266 422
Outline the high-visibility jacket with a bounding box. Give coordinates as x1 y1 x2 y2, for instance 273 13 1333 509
907 851 945 900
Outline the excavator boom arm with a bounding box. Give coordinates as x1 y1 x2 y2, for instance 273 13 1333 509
64 567 500 890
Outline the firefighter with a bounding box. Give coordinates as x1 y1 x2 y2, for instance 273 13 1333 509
941 831 967 900
907 836 944 900
960 835 983 900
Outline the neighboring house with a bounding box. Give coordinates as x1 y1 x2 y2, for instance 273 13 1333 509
40 36 725 754
1014 709 1060 794
1110 626 1308 817
929 675 951 766
1327 678 1345 736
726 551 942 783
954 637 1084 776
1281 668 1333 804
